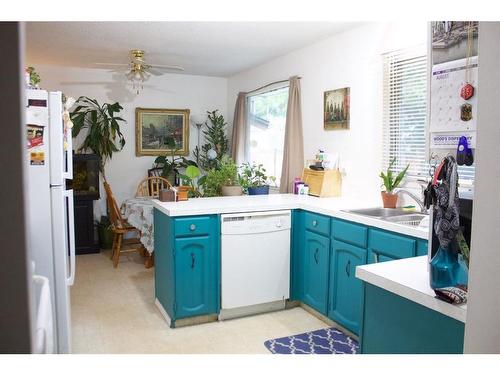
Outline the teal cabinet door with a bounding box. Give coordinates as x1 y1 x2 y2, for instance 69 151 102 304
368 229 416 263
329 240 367 335
302 230 330 315
416 240 429 257
174 236 217 319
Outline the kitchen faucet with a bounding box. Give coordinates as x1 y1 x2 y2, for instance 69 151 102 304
393 188 428 214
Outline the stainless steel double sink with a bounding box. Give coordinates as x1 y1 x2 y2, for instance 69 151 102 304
342 207 428 227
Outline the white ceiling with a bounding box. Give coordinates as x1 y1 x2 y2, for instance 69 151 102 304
26 22 361 77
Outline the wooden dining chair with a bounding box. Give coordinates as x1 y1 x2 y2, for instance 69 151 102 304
136 176 172 198
103 181 145 268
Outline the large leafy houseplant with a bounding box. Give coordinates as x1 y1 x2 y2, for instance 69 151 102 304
193 110 229 171
379 158 410 208
70 96 126 181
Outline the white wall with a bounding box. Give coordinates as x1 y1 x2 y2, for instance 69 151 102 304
228 22 427 199
36 65 227 215
464 22 500 354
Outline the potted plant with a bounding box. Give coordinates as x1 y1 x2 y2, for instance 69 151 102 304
70 97 126 248
379 158 409 208
95 215 113 249
239 163 275 195
70 96 126 181
194 110 229 171
220 157 242 196
202 156 242 197
178 165 204 199
154 136 198 185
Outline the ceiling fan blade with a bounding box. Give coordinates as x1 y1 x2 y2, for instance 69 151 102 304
149 64 185 71
147 67 163 76
93 62 130 67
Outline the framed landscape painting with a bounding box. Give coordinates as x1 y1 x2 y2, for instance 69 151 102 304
135 108 190 156
324 87 350 130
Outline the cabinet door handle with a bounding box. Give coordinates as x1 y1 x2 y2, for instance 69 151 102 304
189 224 196 231
191 253 196 269
345 260 351 277
314 248 319 264
312 220 318 227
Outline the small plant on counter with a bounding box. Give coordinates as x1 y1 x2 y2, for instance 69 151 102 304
379 158 410 208
202 156 242 197
179 165 204 198
239 162 276 195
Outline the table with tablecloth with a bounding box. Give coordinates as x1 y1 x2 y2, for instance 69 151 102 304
121 197 155 254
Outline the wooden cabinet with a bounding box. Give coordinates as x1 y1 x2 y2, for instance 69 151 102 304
302 229 330 315
328 240 367 335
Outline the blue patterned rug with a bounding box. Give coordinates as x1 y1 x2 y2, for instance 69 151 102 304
264 327 359 354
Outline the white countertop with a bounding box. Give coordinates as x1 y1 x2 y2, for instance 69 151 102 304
356 256 467 323
152 194 429 239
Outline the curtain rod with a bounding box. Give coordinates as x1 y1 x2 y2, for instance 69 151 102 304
245 76 302 95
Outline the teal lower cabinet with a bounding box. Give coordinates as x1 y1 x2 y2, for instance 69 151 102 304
360 283 465 353
174 236 218 319
416 240 429 257
302 229 330 315
290 210 304 301
328 240 367 335
368 228 417 263
154 209 220 327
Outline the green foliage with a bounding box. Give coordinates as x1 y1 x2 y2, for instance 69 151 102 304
178 165 203 198
70 96 126 179
154 138 198 183
202 156 239 197
194 110 229 170
26 66 41 87
239 163 275 192
380 158 409 193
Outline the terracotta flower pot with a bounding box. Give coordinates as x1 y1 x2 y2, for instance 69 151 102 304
381 191 398 208
221 185 243 196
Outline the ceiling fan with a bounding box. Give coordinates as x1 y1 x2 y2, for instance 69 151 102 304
94 49 185 94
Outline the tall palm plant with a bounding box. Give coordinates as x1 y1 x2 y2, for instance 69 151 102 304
70 96 126 181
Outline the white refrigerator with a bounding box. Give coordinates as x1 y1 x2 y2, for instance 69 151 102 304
25 89 75 354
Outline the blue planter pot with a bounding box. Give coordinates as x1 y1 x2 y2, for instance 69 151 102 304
248 185 269 195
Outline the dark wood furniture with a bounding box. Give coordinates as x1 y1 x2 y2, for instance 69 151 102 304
70 154 100 255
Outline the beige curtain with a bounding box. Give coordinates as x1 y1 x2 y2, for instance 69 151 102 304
280 76 304 193
230 92 247 164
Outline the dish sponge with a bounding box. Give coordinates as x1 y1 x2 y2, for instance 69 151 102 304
401 205 416 212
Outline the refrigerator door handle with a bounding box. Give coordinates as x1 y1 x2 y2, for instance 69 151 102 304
65 189 76 286
64 127 73 180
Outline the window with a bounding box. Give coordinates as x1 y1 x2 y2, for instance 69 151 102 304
246 85 289 187
382 47 428 179
382 47 475 184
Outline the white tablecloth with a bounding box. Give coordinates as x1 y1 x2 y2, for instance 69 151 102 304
121 197 154 254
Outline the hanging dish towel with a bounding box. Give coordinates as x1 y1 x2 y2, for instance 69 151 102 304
433 156 460 248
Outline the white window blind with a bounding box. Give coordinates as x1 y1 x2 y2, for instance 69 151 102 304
382 47 428 179
383 47 475 183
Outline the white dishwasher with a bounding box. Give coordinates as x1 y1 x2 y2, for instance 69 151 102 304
220 210 291 320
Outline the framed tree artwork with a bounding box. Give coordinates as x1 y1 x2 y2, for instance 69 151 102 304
324 87 350 130
135 108 190 156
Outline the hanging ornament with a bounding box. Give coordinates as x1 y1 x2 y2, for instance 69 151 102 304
460 22 475 102
460 83 474 100
460 103 472 121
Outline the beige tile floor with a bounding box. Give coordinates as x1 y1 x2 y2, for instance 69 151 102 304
71 250 329 354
